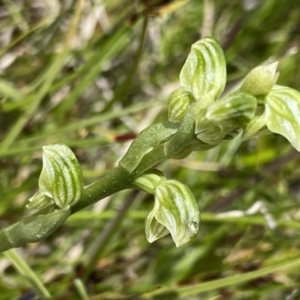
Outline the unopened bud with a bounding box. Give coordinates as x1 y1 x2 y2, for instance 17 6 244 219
240 62 279 96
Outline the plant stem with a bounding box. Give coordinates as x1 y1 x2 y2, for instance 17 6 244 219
4 249 52 299
143 256 300 298
0 93 207 251
70 100 207 213
74 278 89 300
71 165 134 213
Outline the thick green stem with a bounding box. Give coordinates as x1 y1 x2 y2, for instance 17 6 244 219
71 165 133 213
71 148 169 213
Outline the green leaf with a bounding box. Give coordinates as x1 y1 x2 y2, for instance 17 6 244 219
119 122 178 173
145 180 199 247
36 144 83 208
0 207 70 252
179 37 226 105
265 86 300 151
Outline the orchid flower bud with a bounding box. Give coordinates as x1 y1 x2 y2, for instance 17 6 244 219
240 62 279 96
168 88 194 123
27 144 83 209
180 37 226 107
145 180 199 247
206 92 257 127
195 116 225 145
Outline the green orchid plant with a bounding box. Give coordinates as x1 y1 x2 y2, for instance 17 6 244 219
1 37 300 251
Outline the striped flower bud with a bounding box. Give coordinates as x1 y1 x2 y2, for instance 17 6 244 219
168 88 194 122
28 144 83 209
145 180 199 247
265 86 300 151
195 116 225 145
179 37 226 106
206 92 257 127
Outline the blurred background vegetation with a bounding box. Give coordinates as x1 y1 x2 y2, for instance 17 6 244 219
1 0 300 299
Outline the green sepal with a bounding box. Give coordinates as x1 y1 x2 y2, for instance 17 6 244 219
265 86 300 151
205 92 257 127
27 191 53 209
242 112 269 140
37 144 83 209
180 37 226 106
195 116 226 145
132 170 166 195
168 88 194 122
195 92 257 145
240 62 278 96
145 208 170 243
145 180 199 247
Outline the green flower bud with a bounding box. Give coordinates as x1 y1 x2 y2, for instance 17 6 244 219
145 180 199 247
205 92 257 127
180 37 226 106
195 116 225 145
168 88 194 122
132 170 166 195
240 62 279 96
28 144 83 209
265 86 300 151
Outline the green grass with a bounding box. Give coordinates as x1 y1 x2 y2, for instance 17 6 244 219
1 0 300 299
